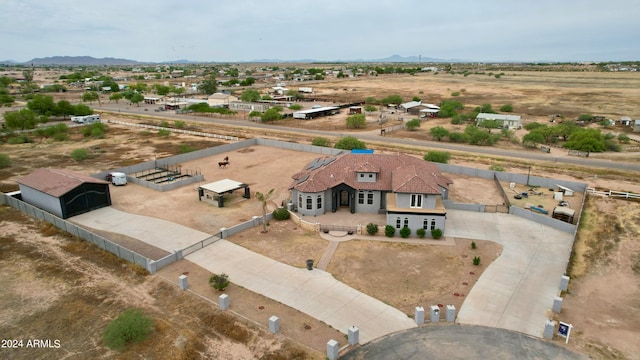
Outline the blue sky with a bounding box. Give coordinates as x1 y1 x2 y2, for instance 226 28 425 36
1 0 639 63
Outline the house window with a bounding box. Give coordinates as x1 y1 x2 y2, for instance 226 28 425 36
359 173 364 178
396 217 401 229
423 219 429 230
431 219 436 231
306 196 312 210
369 174 373 178
367 192 374 205
317 195 322 209
404 218 409 228
410 194 422 208
298 194 302 209
358 191 364 204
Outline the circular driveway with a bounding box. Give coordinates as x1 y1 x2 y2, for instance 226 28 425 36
340 324 588 360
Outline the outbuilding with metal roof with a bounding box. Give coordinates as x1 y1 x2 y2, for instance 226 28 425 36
17 168 112 219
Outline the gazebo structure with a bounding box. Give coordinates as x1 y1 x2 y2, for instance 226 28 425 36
198 179 250 207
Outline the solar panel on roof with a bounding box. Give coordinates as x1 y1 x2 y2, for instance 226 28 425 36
306 159 321 170
295 174 309 184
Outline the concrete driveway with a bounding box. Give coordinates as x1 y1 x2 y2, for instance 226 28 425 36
445 210 574 338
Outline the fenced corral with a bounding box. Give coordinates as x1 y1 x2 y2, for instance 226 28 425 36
134 164 201 184
107 119 239 141
1 194 155 272
587 188 640 200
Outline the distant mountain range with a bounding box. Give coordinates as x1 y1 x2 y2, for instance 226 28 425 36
0 54 469 66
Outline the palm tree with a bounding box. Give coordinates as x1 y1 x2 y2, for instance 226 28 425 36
255 188 275 233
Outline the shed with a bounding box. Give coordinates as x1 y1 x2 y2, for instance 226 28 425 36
198 179 250 207
552 207 575 224
17 168 111 219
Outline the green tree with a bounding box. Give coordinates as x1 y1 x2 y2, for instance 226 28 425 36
438 100 464 118
27 94 56 115
82 91 100 105
334 136 366 150
381 94 403 105
109 93 124 103
256 188 275 232
522 132 545 147
70 148 89 161
199 75 218 95
563 128 606 152
618 133 631 144
103 309 155 351
364 104 378 112
311 137 331 147
405 118 421 131
4 109 37 130
73 103 93 116
0 89 15 107
424 151 451 163
261 108 282 122
54 100 74 119
430 126 449 141
479 103 495 113
346 114 366 129
130 92 144 106
240 89 261 102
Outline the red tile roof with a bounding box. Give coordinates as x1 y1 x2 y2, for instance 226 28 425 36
17 168 109 197
291 153 452 194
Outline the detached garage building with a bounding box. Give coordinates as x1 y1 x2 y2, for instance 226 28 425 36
17 168 112 219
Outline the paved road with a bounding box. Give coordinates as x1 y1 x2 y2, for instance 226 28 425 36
96 103 640 173
340 324 588 360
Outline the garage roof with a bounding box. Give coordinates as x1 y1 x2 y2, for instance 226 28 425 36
199 179 247 194
17 168 109 197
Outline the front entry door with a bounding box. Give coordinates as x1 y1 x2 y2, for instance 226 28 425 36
340 190 349 207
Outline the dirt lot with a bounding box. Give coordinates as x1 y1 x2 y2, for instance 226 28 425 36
2 70 640 359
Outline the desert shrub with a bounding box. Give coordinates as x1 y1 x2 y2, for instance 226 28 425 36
471 241 477 249
158 129 171 137
7 134 32 144
416 228 426 238
500 104 513 112
272 207 290 220
451 91 460 97
399 226 411 238
364 104 378 112
203 312 251 344
179 144 196 153
289 104 302 110
384 225 395 238
366 223 379 235
405 118 421 131
578 113 594 122
159 120 169 127
82 122 105 138
70 148 89 161
311 137 331 147
209 273 230 291
103 309 155 351
618 133 630 143
447 132 468 143
431 228 443 239
489 164 505 172
473 256 481 266
174 120 186 129
345 114 366 129
424 151 451 164
0 153 11 168
334 136 366 150
52 132 69 141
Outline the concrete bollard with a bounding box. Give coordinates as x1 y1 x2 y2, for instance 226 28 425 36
268 316 280 334
552 296 563 313
415 306 425 325
446 305 456 322
560 275 570 291
327 339 339 360
219 294 229 310
430 305 440 323
543 320 556 339
178 274 188 290
348 326 359 345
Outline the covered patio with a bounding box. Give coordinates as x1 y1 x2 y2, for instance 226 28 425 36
198 179 250 207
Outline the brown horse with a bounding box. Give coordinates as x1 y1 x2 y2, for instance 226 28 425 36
218 161 229 168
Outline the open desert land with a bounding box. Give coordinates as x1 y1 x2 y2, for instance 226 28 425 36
1 69 640 359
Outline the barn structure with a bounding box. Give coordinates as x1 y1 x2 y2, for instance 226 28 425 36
16 168 112 219
293 106 340 120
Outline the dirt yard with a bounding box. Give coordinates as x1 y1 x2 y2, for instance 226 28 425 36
2 70 640 359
